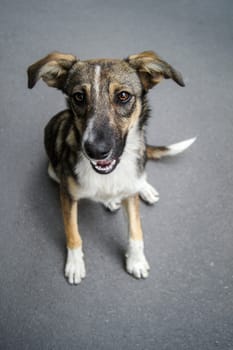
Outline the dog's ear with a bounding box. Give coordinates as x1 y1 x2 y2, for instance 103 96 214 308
27 52 77 89
126 51 185 90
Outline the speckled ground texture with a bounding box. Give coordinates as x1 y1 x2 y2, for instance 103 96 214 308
0 0 233 349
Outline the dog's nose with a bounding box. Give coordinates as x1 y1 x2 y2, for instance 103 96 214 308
84 140 112 160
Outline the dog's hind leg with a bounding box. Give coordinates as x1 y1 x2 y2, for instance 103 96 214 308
139 181 159 204
140 138 197 204
103 198 122 212
124 194 150 279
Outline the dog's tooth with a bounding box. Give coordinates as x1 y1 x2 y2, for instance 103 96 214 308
92 158 117 173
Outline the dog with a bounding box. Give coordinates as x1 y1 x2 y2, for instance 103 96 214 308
27 51 195 285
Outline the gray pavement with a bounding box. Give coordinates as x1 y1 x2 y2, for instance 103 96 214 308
0 0 233 349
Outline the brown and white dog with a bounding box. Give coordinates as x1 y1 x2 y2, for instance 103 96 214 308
27 51 195 284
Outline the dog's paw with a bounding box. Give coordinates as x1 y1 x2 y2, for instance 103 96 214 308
139 182 159 204
104 199 121 212
126 239 150 279
65 247 86 285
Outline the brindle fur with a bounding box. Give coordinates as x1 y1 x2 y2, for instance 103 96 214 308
27 51 186 284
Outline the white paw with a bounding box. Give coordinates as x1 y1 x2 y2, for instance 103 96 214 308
65 247 86 285
104 199 121 212
126 239 150 279
139 182 159 204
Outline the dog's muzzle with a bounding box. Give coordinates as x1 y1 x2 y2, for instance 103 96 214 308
83 139 119 175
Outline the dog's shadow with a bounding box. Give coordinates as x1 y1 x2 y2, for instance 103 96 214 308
27 158 126 267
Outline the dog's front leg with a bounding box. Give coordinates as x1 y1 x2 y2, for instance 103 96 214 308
124 194 150 279
60 181 86 285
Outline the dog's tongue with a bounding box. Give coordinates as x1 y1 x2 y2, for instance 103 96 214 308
96 160 112 167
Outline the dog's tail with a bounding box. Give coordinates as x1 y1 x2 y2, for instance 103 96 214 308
146 137 196 160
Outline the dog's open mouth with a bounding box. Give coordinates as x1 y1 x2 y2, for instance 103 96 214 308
90 158 119 174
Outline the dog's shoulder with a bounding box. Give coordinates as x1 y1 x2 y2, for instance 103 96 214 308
44 109 81 172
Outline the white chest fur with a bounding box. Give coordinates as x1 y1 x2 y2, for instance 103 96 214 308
74 123 147 203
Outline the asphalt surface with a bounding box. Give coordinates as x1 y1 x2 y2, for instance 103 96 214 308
0 0 233 349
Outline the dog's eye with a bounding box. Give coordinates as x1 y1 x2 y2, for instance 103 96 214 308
73 92 86 104
117 91 131 103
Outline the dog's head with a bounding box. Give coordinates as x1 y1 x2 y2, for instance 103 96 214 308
28 51 184 174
